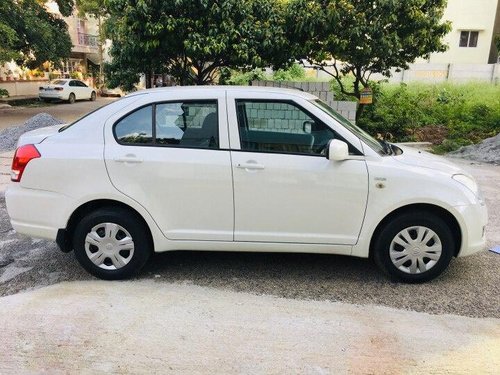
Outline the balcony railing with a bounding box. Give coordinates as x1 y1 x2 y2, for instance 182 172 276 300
77 32 98 47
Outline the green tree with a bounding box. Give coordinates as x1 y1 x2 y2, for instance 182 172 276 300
0 0 73 67
288 0 451 119
104 0 292 88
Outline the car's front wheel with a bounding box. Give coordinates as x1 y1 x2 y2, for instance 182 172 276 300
73 207 152 280
373 211 455 283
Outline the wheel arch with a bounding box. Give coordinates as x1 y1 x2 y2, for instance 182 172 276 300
63 199 155 253
368 203 462 258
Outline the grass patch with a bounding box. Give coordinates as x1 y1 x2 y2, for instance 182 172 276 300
357 82 500 151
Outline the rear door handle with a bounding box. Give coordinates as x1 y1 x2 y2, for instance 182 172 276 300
114 156 143 164
236 162 265 170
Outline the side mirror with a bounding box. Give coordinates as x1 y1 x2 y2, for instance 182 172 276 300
303 120 314 133
327 139 349 161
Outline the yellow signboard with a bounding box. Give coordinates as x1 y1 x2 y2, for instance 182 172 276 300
359 87 373 104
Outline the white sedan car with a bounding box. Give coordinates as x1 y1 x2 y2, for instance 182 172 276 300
6 86 487 282
39 79 96 103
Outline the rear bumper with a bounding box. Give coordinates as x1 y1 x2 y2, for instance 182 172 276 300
455 202 488 257
5 184 70 241
39 92 64 100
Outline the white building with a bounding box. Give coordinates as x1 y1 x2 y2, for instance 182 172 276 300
418 0 500 64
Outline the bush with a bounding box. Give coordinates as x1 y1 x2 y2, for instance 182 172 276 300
272 63 306 81
228 63 311 85
227 68 266 85
0 88 9 97
357 82 500 150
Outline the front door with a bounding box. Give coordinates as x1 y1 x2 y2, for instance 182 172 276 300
104 96 234 241
230 98 369 245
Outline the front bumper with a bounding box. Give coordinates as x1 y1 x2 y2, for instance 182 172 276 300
455 202 488 257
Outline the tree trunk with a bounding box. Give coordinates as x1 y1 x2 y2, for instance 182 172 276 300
145 70 153 89
356 103 365 121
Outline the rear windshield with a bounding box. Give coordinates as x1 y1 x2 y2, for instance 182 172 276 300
58 96 136 132
51 80 66 85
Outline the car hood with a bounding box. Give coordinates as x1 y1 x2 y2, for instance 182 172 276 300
392 144 465 175
17 124 66 147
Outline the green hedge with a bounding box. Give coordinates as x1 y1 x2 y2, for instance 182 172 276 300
355 82 500 152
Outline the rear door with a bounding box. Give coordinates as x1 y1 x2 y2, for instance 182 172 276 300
104 92 234 241
76 80 91 99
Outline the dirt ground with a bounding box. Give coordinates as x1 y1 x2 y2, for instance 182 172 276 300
0 104 498 373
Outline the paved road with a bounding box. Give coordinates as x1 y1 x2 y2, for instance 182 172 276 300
0 97 117 130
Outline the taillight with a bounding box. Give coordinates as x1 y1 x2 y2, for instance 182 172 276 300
11 144 41 182
54 87 63 91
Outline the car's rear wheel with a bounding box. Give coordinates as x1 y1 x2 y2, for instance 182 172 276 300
68 93 76 104
373 211 454 283
73 207 151 280
90 91 96 101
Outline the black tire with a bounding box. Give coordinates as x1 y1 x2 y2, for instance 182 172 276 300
373 211 454 283
73 207 152 280
68 93 76 104
90 91 96 101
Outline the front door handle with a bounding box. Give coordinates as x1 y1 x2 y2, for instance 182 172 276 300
236 162 265 170
114 156 143 164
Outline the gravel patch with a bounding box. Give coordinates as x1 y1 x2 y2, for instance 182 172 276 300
0 113 63 152
448 133 500 164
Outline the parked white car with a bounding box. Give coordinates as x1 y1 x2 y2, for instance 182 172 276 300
6 87 487 282
39 79 96 103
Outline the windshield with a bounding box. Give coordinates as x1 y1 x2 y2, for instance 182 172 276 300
311 99 387 155
58 98 121 132
51 80 66 85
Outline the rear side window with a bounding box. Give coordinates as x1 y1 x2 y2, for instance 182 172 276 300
114 101 218 149
115 106 153 144
155 102 218 149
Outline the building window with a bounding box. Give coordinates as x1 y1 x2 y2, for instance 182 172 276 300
459 31 478 47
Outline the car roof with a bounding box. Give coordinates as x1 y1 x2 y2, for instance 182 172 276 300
125 85 317 100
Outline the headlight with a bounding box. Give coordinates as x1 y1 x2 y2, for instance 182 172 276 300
452 174 480 197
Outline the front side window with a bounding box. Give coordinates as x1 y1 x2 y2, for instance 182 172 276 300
236 100 337 155
114 101 218 149
459 31 478 47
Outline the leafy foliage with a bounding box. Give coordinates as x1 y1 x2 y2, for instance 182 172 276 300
288 0 451 119
0 0 72 67
104 0 293 88
273 63 306 81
